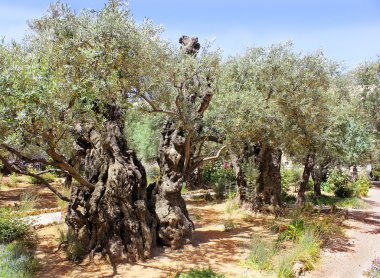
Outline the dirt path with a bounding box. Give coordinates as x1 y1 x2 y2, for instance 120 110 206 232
305 183 380 278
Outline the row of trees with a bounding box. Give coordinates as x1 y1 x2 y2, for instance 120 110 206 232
0 0 378 262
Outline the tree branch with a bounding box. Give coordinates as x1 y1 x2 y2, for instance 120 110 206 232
202 145 226 162
0 155 69 202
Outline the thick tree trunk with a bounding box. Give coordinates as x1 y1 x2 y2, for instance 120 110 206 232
66 119 156 261
148 120 193 249
254 144 282 210
231 144 282 211
297 150 316 206
185 168 203 190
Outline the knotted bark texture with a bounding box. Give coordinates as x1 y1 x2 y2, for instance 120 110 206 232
66 116 156 261
149 120 194 249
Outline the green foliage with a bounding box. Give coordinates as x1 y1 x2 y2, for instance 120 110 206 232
277 230 320 278
281 168 302 192
246 236 277 270
203 164 235 199
0 210 31 243
18 191 41 212
9 173 17 186
57 228 85 262
0 242 38 278
28 172 57 184
307 193 369 209
177 268 225 278
352 176 370 197
126 113 163 162
277 219 305 242
372 170 380 181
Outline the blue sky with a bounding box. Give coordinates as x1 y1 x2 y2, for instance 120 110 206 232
0 0 379 69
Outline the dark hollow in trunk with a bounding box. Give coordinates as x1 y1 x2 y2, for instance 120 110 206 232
148 120 194 249
297 150 316 206
66 118 156 261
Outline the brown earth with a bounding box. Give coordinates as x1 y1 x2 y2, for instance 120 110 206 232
33 201 278 278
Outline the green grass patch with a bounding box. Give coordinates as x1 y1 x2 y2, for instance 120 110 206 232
176 268 226 278
307 194 370 209
277 229 320 278
246 235 277 270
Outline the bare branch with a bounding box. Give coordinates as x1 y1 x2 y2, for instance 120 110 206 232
202 145 227 162
36 169 68 176
140 94 177 116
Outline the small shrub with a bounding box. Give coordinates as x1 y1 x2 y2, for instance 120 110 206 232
18 191 41 212
334 185 354 198
372 169 380 181
281 168 302 192
177 268 226 278
28 172 57 184
364 257 380 278
0 211 31 243
277 229 320 278
246 236 276 270
352 176 370 197
9 173 17 186
57 228 85 262
277 218 305 242
0 242 38 278
203 164 235 199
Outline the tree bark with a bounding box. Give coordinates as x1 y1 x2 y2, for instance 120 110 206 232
148 120 194 249
230 143 282 211
253 144 282 210
66 110 156 261
351 165 358 182
311 160 329 197
297 150 316 206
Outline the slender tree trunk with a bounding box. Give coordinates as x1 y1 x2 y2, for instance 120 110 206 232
297 150 316 206
230 152 248 205
311 160 329 197
148 120 193 249
66 108 156 262
351 165 358 182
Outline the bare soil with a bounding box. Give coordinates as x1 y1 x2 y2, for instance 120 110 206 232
304 183 380 278
34 201 277 278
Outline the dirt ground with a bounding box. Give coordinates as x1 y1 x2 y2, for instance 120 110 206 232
2 179 380 277
304 183 380 278
34 201 276 278
0 180 61 209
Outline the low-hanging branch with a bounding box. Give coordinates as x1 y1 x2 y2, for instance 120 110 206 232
0 155 70 202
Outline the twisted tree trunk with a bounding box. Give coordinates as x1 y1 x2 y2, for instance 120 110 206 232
253 144 282 210
148 120 193 249
231 143 282 211
66 109 156 261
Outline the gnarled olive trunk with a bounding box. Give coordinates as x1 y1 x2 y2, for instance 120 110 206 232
148 120 193 249
231 143 282 211
66 120 156 261
297 150 316 206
